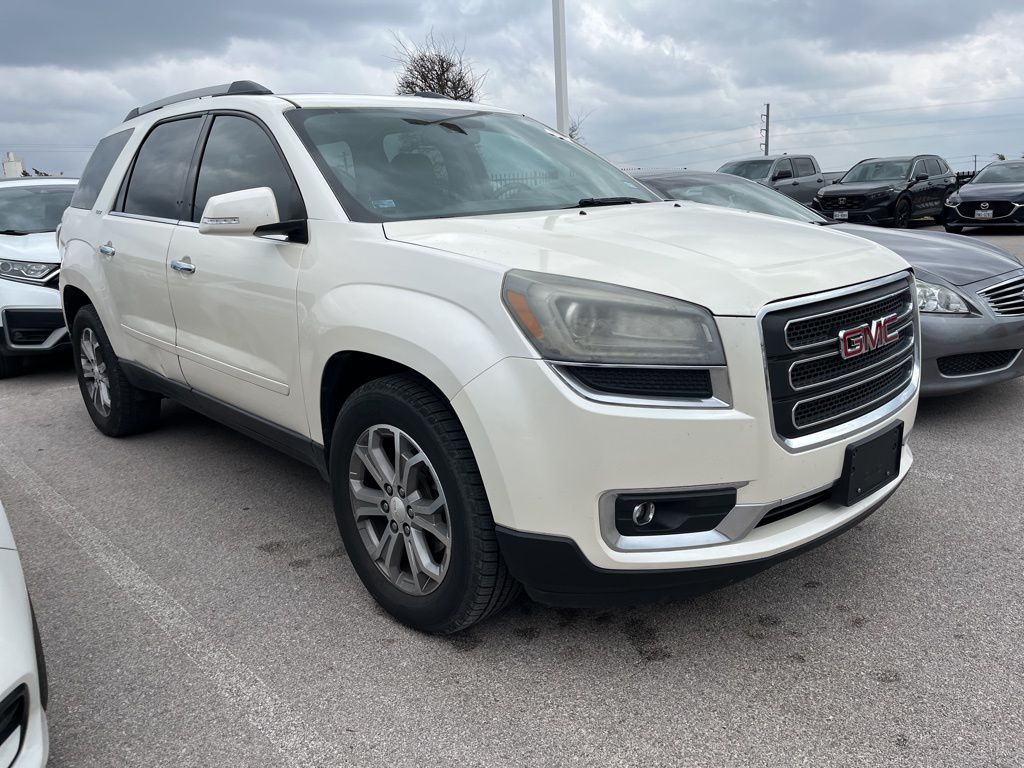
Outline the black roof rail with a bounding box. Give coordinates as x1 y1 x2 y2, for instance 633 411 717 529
412 91 450 99
123 80 273 122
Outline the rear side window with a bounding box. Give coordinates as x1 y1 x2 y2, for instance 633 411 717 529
70 128 134 210
794 157 816 177
123 117 203 220
192 115 304 222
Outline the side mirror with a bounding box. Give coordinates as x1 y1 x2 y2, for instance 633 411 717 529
773 169 793 181
199 187 280 236
832 179 841 184
914 173 929 183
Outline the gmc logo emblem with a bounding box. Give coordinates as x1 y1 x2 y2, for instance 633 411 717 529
838 313 900 360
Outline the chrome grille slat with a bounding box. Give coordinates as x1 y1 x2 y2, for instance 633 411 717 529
789 323 914 391
978 275 1024 317
784 289 914 350
792 357 914 430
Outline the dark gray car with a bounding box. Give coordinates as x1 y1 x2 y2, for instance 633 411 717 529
718 154 842 205
635 170 1024 396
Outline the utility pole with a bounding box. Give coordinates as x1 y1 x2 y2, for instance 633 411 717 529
552 0 569 134
760 103 771 156
973 154 977 173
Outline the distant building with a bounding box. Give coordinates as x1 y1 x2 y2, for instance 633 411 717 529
2 151 25 177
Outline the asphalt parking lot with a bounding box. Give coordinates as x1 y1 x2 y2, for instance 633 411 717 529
2 227 1023 768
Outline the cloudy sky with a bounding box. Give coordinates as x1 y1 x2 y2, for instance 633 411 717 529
3 0 1023 177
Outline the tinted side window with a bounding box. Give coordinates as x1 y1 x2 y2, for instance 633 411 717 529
123 117 203 220
70 128 134 210
192 115 303 222
774 158 793 177
911 160 929 178
794 158 816 177
925 158 942 176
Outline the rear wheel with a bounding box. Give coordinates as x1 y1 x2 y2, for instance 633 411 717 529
71 305 161 436
330 374 520 633
892 197 912 228
0 351 20 379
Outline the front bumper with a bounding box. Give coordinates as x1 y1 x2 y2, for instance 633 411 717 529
452 315 918 597
944 202 1024 229
920 311 1024 396
815 198 897 225
0 278 68 357
0 550 48 768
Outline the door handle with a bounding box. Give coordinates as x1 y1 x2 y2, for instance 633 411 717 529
170 259 196 274
791 181 800 185
99 243 115 257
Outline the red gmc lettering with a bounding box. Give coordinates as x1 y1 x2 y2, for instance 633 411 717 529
838 313 900 360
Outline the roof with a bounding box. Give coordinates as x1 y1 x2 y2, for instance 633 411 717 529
0 176 78 186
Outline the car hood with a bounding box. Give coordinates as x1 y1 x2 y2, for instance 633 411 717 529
384 202 910 316
819 181 900 196
957 183 1024 202
0 231 60 265
835 224 1022 285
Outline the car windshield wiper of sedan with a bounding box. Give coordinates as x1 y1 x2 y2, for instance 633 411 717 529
575 196 653 207
0 229 32 236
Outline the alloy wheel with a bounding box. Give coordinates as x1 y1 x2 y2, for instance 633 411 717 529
348 424 452 596
79 327 111 416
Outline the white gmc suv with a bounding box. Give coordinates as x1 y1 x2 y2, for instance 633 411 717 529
59 82 920 633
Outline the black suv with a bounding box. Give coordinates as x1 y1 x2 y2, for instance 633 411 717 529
813 154 957 228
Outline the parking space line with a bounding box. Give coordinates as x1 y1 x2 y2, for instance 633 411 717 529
0 444 342 768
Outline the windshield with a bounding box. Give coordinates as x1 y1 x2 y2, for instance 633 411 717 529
642 174 825 224
717 160 774 180
973 162 1024 184
286 108 658 222
841 160 911 183
0 185 75 234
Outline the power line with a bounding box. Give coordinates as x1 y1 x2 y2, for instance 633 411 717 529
774 95 1024 124
772 124 1024 154
622 135 762 164
773 111 1024 141
603 124 753 157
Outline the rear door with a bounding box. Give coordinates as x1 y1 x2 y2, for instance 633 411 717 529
102 115 204 380
165 112 310 435
791 157 820 203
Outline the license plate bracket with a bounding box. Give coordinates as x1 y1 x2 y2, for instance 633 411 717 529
832 422 903 507
833 210 849 220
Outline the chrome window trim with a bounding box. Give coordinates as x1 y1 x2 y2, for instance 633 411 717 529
108 211 180 226
783 286 914 351
788 315 914 391
757 271 920 453
550 362 732 409
938 349 1023 379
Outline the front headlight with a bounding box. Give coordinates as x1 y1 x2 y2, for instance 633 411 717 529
917 280 969 313
945 192 961 206
0 259 59 282
867 188 895 201
502 270 725 365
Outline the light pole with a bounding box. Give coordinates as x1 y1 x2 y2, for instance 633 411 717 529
552 0 569 134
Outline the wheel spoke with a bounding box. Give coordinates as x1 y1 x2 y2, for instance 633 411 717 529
408 531 443 583
354 442 390 489
398 450 427 493
98 381 111 410
408 494 445 518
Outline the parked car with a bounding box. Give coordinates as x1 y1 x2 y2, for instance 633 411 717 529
813 154 956 228
717 154 843 204
61 82 919 633
0 177 77 378
635 169 1024 395
944 159 1024 233
0 501 49 768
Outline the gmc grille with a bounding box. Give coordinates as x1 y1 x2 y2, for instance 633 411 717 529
761 276 917 440
978 275 1024 316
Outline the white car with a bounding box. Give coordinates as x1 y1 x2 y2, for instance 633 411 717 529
0 502 48 767
60 82 919 633
0 177 77 378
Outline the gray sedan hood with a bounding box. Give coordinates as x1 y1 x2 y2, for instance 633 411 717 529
835 224 1022 286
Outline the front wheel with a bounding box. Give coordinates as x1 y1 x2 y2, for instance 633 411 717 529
71 305 161 436
892 197 912 228
330 374 520 633
0 351 19 379
943 224 964 234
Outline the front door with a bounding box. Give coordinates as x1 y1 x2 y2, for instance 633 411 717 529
165 113 310 436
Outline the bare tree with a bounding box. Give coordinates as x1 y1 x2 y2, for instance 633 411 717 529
393 32 486 102
566 109 594 144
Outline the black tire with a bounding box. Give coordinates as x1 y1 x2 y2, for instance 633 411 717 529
330 374 520 633
71 305 161 437
892 197 912 228
0 351 20 379
943 224 964 234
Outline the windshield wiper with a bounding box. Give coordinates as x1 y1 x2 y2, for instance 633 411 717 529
0 229 30 236
575 197 651 207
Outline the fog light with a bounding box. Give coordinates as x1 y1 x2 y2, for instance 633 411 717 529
632 502 656 527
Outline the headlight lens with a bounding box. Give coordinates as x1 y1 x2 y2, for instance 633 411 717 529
917 280 969 313
867 188 894 201
945 192 961 206
0 259 58 282
502 270 725 365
